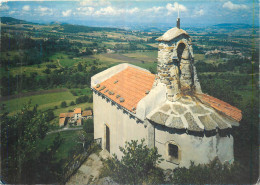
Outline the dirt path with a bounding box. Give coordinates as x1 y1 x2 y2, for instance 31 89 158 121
47 127 83 135
0 88 68 102
57 59 64 68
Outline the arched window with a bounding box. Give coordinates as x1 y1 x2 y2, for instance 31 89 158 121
177 43 186 61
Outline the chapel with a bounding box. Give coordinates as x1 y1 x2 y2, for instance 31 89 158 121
91 17 242 169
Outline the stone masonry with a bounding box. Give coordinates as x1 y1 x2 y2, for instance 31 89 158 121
155 28 202 101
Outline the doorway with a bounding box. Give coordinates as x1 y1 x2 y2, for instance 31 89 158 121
105 125 110 153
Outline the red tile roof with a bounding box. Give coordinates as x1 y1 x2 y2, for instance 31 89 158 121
60 112 74 118
67 112 75 117
94 66 155 113
82 110 92 117
74 108 81 114
197 94 242 122
59 113 67 118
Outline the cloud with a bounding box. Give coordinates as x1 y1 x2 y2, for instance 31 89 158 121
22 5 30 11
62 9 72 17
145 6 164 13
223 1 248 10
79 0 110 7
34 6 53 16
126 7 139 14
166 2 187 15
0 4 9 11
193 9 204 17
9 10 16 15
77 7 95 15
94 6 139 16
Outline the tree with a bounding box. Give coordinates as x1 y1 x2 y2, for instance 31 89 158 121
83 119 94 133
1 101 49 183
45 109 55 122
76 131 91 152
43 68 51 74
169 158 248 184
70 101 75 106
77 63 83 72
60 101 67 108
100 139 164 184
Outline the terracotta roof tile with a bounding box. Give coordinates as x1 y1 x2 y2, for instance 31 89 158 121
59 113 67 118
197 94 242 122
67 112 75 117
74 108 81 114
82 110 92 117
94 66 155 113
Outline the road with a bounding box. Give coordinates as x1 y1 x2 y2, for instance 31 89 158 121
47 127 83 135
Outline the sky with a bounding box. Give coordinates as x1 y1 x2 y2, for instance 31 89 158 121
0 0 259 28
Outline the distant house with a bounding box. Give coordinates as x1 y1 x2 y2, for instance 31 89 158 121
74 108 82 120
77 118 83 126
59 108 92 127
82 110 93 119
59 117 66 127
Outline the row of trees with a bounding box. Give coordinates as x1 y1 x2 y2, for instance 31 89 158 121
60 95 93 108
0 64 107 96
195 58 258 74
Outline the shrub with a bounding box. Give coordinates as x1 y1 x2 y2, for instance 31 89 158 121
169 158 248 184
100 139 164 184
70 101 75 106
45 109 55 122
83 119 94 133
60 101 67 108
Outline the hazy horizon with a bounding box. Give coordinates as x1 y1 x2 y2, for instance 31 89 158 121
0 0 259 29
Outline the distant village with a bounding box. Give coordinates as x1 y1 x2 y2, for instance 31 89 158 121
59 108 92 127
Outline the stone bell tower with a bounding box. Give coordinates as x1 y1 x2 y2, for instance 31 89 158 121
154 18 202 101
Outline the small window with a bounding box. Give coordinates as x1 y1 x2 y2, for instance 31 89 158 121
168 144 178 159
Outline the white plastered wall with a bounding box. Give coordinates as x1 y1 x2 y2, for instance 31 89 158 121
93 93 149 159
154 126 234 169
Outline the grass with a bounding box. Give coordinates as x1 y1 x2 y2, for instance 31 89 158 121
37 130 93 162
70 87 92 96
3 91 75 114
53 102 93 116
123 51 157 62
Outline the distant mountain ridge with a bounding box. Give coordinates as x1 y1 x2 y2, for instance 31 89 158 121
1 16 124 32
212 23 252 29
1 17 36 25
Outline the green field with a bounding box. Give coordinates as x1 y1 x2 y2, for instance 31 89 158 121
3 91 75 114
37 130 93 161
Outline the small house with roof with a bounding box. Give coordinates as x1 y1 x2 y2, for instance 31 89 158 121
74 108 82 120
91 18 242 169
82 110 93 119
59 108 93 127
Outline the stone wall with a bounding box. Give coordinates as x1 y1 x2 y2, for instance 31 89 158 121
156 35 202 101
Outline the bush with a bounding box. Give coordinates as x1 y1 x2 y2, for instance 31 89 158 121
70 101 75 106
60 101 67 108
76 95 89 104
45 109 55 122
100 139 164 184
83 119 94 133
169 158 249 184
